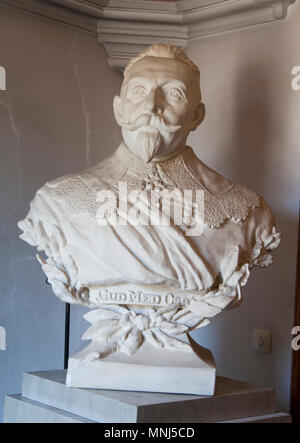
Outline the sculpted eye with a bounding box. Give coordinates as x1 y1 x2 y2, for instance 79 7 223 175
129 86 147 99
165 88 185 102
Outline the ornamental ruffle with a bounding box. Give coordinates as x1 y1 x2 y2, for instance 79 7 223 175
42 153 261 229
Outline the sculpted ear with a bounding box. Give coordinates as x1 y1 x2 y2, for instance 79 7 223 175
190 102 206 131
113 95 122 124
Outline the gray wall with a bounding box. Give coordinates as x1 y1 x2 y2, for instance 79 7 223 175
188 2 300 411
0 2 299 420
0 6 122 421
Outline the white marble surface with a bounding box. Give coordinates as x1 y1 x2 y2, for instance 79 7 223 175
4 394 291 423
16 370 278 423
4 395 95 423
66 341 216 395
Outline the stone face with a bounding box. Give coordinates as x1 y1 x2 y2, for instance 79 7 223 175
9 370 279 423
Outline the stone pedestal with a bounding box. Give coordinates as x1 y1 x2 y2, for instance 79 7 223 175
66 340 216 396
3 370 291 423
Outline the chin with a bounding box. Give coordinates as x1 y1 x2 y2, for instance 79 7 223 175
122 127 184 163
122 128 160 162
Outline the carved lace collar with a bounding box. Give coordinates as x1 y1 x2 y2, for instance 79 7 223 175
46 143 260 229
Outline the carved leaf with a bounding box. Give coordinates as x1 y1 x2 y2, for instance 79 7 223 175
204 294 234 309
172 308 205 328
18 218 33 232
159 321 188 336
157 303 180 321
250 240 263 263
261 227 281 251
109 325 132 343
196 318 211 328
78 344 118 365
50 280 75 304
49 236 60 257
36 220 49 246
84 308 121 324
254 253 273 268
189 300 222 318
79 351 101 365
82 320 123 341
52 224 67 248
119 329 143 356
154 329 191 351
143 330 165 349
101 305 130 316
19 232 37 247
37 255 69 285
65 254 79 280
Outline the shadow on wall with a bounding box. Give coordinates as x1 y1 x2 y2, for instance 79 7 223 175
228 63 274 191
192 62 297 412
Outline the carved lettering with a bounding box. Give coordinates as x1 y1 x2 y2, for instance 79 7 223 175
128 290 141 303
88 287 194 308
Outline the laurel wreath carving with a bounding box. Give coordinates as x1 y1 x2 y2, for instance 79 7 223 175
18 215 281 358
81 303 203 359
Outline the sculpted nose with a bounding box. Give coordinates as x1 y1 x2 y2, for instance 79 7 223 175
144 89 163 114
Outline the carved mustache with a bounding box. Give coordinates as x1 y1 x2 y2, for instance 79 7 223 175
117 113 182 133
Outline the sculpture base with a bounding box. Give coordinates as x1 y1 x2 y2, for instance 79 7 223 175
66 338 216 396
4 370 291 423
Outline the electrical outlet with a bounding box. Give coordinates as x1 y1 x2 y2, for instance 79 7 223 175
252 329 272 354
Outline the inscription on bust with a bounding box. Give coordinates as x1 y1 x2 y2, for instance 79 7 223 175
88 287 198 307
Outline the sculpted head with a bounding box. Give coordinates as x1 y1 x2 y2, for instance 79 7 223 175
113 44 205 163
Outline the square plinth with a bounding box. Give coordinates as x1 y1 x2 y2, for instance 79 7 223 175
66 342 216 396
2 370 280 423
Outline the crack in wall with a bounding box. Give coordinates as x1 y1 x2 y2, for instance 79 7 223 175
0 98 22 218
69 32 92 169
27 22 50 84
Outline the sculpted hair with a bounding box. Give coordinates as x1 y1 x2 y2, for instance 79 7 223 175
124 43 200 80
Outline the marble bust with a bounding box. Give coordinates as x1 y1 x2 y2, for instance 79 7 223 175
18 44 280 395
